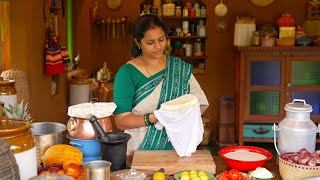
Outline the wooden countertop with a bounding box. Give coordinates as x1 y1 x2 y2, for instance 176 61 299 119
111 155 281 179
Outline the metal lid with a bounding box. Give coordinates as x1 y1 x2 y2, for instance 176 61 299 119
284 99 313 113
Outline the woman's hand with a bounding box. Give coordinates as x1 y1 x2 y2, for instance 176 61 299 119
115 112 158 131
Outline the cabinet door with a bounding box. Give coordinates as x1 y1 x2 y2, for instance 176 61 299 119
244 55 286 122
286 56 320 122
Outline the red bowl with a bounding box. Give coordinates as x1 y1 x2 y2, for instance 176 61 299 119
218 146 273 172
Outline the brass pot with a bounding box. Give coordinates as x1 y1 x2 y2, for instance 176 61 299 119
67 117 112 140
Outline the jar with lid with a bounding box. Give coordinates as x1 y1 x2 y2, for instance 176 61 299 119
200 6 206 17
194 3 200 17
175 6 182 16
194 38 202 56
162 0 175 16
234 16 256 46
251 31 260 46
183 6 189 16
69 74 91 105
93 80 111 102
295 25 305 39
0 119 37 179
183 41 193 57
0 80 17 109
197 20 206 36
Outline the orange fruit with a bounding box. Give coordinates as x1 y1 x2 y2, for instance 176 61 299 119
39 170 51 175
56 170 65 175
65 163 81 178
63 158 80 171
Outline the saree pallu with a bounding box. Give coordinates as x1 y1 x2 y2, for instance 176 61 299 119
134 56 192 150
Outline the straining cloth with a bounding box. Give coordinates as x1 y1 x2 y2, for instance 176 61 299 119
154 94 203 157
68 102 117 118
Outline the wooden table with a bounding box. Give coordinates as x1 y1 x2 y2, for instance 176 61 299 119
110 156 282 179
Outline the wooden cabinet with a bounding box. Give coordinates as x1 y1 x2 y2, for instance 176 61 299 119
235 46 320 145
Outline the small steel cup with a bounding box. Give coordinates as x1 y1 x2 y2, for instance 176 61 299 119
83 160 111 180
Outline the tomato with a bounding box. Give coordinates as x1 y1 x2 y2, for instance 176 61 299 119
219 175 230 180
229 169 241 180
221 170 231 178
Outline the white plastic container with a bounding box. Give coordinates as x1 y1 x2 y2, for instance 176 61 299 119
69 75 91 105
234 16 256 46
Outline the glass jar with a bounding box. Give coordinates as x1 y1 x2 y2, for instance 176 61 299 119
194 38 202 56
200 6 206 17
69 74 91 105
93 80 111 102
251 31 260 46
162 0 175 16
197 20 206 36
0 119 37 179
0 80 17 109
183 42 192 57
183 6 189 17
175 6 182 16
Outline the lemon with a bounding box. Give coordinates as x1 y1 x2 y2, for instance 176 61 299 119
180 174 191 180
189 170 198 174
191 177 201 180
190 173 198 179
153 172 165 180
197 171 206 176
180 171 190 177
199 174 209 180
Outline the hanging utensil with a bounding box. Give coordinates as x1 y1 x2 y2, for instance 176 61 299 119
112 19 116 40
116 18 121 39
121 17 126 41
102 20 105 41
107 18 111 42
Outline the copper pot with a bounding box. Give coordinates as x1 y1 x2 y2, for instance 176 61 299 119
67 117 112 140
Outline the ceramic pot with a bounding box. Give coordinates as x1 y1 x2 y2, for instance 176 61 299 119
67 117 112 140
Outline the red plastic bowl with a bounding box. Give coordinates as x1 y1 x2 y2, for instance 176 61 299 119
218 146 273 172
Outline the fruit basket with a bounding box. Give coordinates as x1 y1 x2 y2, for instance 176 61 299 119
279 156 320 180
37 164 85 180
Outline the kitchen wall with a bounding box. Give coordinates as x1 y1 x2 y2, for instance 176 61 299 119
9 0 308 141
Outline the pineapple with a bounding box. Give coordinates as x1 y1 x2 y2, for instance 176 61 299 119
3 100 32 122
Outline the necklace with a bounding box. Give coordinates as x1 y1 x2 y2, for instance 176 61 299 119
140 55 152 77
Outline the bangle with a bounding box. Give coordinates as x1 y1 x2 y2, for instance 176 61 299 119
144 113 153 126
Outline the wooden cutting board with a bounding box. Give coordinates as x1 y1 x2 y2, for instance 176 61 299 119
131 150 216 175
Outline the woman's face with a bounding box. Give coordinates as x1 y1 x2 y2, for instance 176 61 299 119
140 26 166 59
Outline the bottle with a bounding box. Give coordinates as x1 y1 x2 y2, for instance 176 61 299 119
183 6 189 16
94 80 111 102
194 38 202 56
194 2 200 17
175 6 182 16
197 20 206 36
164 38 172 55
200 6 206 17
251 31 260 46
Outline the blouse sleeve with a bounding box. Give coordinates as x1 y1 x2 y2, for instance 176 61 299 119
113 66 135 114
189 74 209 114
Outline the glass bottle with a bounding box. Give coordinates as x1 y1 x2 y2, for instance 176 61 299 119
200 6 206 17
94 80 111 102
194 38 202 56
251 31 260 46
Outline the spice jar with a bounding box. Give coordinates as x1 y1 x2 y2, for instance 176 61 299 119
69 74 91 105
162 0 175 16
0 119 37 179
0 80 17 108
251 31 260 46
175 6 182 16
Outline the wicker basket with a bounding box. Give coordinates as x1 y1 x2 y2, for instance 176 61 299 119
279 156 320 180
0 139 20 179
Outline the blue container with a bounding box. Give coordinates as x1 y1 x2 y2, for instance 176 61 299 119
67 135 102 158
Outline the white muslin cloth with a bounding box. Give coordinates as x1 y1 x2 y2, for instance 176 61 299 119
154 94 204 157
68 102 117 118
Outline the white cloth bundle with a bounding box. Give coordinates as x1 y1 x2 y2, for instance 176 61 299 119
68 102 117 118
154 94 204 157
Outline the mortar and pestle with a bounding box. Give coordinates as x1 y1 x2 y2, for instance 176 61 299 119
89 116 131 172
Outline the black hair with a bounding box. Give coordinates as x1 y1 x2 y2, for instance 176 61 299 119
131 14 169 58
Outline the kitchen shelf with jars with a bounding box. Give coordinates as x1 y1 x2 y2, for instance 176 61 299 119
233 13 320 145
140 0 207 75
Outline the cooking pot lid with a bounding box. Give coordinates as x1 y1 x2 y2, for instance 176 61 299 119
68 102 117 118
0 119 30 135
284 99 312 112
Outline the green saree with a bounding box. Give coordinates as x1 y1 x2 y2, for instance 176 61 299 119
137 55 193 150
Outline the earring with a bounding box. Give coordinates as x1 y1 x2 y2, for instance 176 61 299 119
138 46 141 49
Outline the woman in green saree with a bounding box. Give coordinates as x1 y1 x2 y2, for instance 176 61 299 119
113 14 209 155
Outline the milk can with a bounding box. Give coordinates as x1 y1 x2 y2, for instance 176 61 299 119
273 99 320 155
0 118 37 179
234 16 256 46
0 80 17 108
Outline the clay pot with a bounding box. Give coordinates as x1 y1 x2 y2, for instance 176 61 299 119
67 117 112 140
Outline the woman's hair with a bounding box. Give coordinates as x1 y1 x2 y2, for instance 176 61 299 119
131 14 169 58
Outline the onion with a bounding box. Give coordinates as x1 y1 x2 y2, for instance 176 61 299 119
292 155 299 163
298 156 309 165
310 152 319 157
300 148 310 155
307 159 317 166
287 159 294 163
316 150 320 155
313 156 320 165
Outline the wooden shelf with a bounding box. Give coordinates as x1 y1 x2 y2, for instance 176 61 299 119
167 36 207 39
235 46 320 52
159 16 207 19
178 56 207 59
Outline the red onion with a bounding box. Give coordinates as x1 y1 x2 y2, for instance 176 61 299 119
307 159 317 166
310 152 319 157
313 156 320 165
298 156 309 165
292 155 299 163
300 148 309 155
316 150 320 155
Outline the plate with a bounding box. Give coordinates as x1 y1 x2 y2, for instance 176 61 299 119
174 170 214 180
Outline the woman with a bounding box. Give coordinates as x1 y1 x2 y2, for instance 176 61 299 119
113 14 209 155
